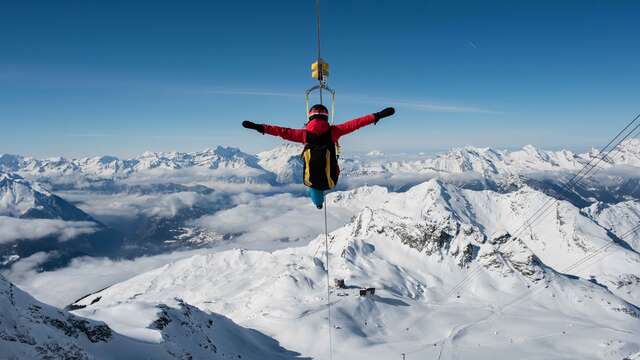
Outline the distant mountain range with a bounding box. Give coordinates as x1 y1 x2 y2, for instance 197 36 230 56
340 139 640 178
0 146 277 188
3 139 639 190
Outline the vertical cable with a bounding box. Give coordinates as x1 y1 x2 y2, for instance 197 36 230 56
316 0 323 104
316 0 321 64
324 202 334 360
313 3 333 356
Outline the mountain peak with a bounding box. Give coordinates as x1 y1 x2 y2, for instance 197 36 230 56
0 173 97 221
257 143 304 183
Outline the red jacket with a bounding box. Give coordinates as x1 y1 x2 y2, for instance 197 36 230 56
262 114 377 144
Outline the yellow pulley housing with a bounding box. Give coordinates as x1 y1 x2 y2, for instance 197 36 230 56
311 59 329 80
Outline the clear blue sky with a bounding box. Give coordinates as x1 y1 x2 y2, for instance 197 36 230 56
1 0 639 158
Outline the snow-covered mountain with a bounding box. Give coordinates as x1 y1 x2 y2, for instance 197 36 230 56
3 140 640 359
69 181 640 359
0 174 127 269
366 149 385 157
1 146 277 189
0 274 305 359
4 139 639 191
0 273 117 359
342 139 640 179
0 172 94 221
257 143 304 184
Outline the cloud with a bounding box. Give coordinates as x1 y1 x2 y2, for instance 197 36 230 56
60 178 304 224
64 133 223 140
2 64 497 115
7 251 52 274
192 193 354 251
123 167 272 187
338 170 487 192
191 88 300 98
64 133 118 138
590 164 640 180
67 191 226 222
177 85 499 114
3 249 213 307
0 217 99 244
389 99 499 114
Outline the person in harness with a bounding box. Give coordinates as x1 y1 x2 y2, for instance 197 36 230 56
242 105 395 209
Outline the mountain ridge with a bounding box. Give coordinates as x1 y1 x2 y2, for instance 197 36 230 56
3 138 639 189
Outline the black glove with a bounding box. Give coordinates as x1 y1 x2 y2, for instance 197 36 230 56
373 107 395 123
242 121 265 134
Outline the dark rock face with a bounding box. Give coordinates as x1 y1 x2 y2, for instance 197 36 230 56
42 316 113 343
35 342 90 360
20 192 96 222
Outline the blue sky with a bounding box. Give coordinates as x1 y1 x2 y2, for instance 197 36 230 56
1 0 639 158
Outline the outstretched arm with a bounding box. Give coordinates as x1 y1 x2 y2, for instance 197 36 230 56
263 124 306 143
242 121 306 143
332 107 395 140
332 114 377 139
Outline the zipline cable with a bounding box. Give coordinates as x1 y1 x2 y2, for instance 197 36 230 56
588 120 640 179
497 222 640 314
563 113 640 188
443 112 640 299
446 113 640 297
323 203 334 360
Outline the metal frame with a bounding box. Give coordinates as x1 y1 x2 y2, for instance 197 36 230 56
305 84 336 125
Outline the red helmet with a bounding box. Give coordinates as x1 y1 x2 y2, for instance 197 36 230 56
308 104 329 121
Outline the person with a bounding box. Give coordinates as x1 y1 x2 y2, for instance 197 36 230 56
242 104 395 209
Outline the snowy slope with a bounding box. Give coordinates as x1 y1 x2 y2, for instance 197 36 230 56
0 273 120 360
333 181 640 304
585 200 640 252
0 274 306 359
70 181 640 360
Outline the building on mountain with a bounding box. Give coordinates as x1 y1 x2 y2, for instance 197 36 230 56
359 288 375 297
